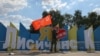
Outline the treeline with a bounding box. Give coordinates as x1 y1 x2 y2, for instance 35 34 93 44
30 10 100 33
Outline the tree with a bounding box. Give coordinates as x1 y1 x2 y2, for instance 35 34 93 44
77 12 99 29
88 12 97 24
97 15 100 21
63 13 73 28
42 11 48 18
73 10 83 27
49 10 65 28
88 12 98 29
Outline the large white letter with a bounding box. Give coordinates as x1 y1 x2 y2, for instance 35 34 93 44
45 41 51 49
26 39 34 49
3 26 17 49
57 41 61 50
84 26 95 50
36 41 44 49
61 41 69 49
17 37 26 49
69 40 77 50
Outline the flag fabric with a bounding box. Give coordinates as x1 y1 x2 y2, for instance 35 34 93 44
52 25 67 39
32 15 52 30
32 19 41 30
84 26 95 52
56 28 67 39
43 15 52 26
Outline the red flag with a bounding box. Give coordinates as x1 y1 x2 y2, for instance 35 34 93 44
32 19 41 30
32 15 52 30
43 15 52 26
56 29 67 39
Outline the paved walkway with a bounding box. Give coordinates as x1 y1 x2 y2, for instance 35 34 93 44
0 51 100 56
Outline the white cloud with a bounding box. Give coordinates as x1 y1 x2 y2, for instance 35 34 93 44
70 0 84 2
41 0 86 11
95 5 99 7
89 3 99 7
42 5 47 9
0 0 33 29
93 8 100 15
42 0 67 11
0 15 33 29
66 0 85 10
78 0 84 2
0 0 28 16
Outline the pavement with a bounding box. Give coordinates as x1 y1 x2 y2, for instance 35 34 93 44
0 51 100 56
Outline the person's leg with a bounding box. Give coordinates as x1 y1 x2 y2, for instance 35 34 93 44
54 42 57 52
50 41 53 52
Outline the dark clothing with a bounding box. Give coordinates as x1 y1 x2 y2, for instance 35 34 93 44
50 29 57 52
52 30 57 42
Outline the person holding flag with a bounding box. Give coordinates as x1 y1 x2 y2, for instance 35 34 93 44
50 24 67 52
50 26 58 52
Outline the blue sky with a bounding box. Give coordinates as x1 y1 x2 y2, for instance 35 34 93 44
0 0 100 29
